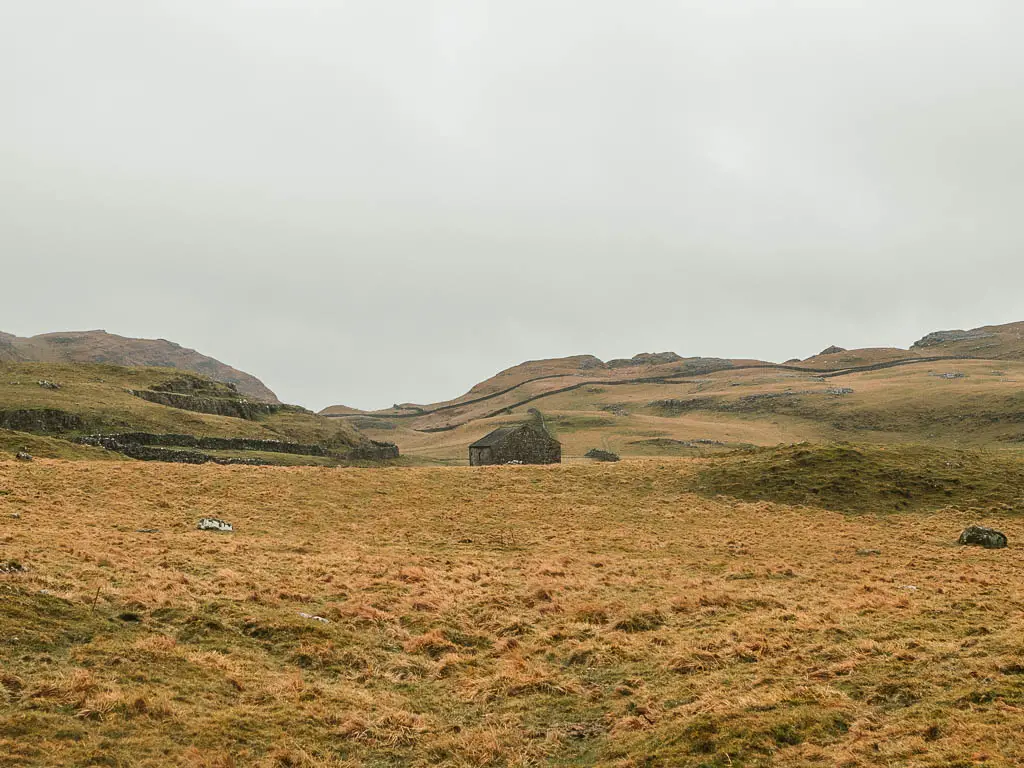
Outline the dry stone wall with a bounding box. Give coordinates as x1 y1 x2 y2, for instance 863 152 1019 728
75 433 328 456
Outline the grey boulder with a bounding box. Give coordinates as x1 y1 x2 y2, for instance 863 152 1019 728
958 525 1007 549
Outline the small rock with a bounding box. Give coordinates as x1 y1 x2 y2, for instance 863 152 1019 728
856 548 881 556
197 518 233 532
585 448 620 462
9 513 21 519
298 612 330 623
37 380 61 390
898 585 918 592
135 528 160 534
15 452 33 462
958 525 1007 549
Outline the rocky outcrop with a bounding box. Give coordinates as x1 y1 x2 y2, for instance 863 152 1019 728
608 352 684 368
585 449 620 462
648 398 714 415
628 438 725 449
958 525 1007 549
818 346 847 356
126 374 310 421
0 409 85 434
127 388 307 421
150 376 239 396
913 329 996 348
347 440 400 461
576 355 606 370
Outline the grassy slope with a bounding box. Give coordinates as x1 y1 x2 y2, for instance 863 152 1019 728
0 362 368 455
0 330 280 403
319 356 757 421
4 459 1024 766
798 347 922 370
911 321 1024 360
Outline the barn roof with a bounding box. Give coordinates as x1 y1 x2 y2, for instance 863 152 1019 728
469 425 524 448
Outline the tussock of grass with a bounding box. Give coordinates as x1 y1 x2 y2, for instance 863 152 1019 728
695 442 1024 513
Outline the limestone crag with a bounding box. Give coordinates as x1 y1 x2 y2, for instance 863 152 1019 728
127 388 309 421
913 329 996 348
347 441 401 461
0 409 85 433
607 352 685 368
584 448 620 462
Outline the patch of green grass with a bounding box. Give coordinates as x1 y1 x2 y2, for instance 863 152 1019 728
694 442 1024 513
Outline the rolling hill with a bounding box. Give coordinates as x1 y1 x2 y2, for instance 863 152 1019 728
0 330 279 402
322 321 1024 462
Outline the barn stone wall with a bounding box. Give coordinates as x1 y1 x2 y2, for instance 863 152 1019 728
471 426 561 465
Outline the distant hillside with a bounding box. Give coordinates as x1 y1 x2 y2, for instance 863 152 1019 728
0 330 279 403
320 320 1024 462
320 353 752 426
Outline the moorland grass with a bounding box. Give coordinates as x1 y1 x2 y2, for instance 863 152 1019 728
3 458 1024 766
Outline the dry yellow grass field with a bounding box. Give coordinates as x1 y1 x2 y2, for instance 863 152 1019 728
3 458 1024 766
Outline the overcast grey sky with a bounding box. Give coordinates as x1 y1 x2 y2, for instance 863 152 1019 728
2 1 1023 410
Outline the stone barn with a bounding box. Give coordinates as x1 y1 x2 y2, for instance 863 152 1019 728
468 423 561 466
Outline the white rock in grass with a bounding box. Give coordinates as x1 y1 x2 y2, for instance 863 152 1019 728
197 518 233 532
